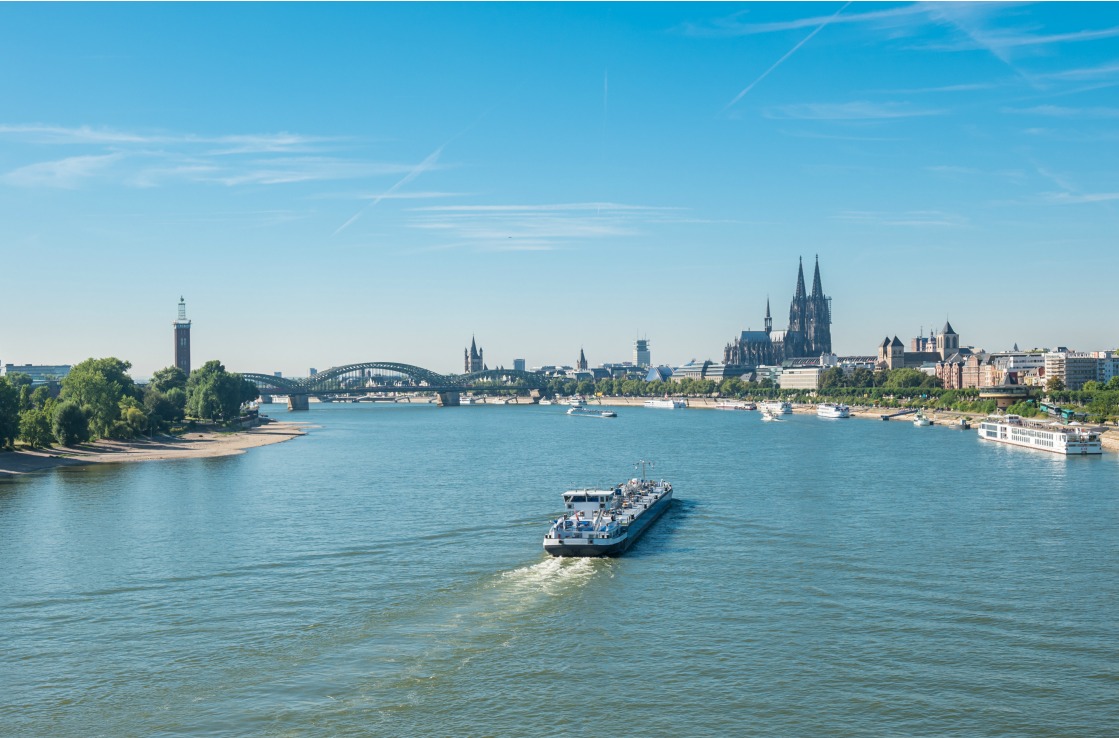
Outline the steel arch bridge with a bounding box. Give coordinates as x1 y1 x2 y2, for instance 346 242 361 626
242 363 549 397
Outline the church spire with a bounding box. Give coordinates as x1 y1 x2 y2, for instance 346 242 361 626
794 256 806 299
811 254 823 297
764 297 772 334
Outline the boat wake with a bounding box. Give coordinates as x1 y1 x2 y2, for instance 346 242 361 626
496 556 605 599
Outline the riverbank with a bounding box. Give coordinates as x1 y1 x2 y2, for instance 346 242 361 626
582 395 1119 453
0 420 306 477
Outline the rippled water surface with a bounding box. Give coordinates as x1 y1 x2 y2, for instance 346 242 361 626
2 404 1117 736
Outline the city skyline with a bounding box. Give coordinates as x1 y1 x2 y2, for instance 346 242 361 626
2 3 1117 377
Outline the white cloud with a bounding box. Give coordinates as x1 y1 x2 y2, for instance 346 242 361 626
766 101 945 120
682 4 928 37
833 210 969 228
1006 105 1119 118
2 153 123 188
0 123 413 191
1043 191 1119 204
406 202 677 251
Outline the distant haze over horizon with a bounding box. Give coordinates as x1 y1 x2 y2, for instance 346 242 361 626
2 3 1116 376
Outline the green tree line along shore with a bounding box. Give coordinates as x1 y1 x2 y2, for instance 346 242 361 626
6 363 1118 452
0 358 259 451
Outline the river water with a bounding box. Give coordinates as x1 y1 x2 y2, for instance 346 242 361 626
2 404 1117 736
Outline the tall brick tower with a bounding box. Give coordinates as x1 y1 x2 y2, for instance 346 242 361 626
174 296 191 375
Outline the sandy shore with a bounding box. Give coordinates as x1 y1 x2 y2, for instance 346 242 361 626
0 421 306 477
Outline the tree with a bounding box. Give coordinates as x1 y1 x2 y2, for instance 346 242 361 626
1081 380 1101 393
819 367 846 390
149 365 188 394
61 357 138 439
186 360 258 421
849 368 875 389
19 409 54 448
29 386 53 409
0 377 20 449
884 368 927 389
53 402 90 446
1108 376 1119 391
1046 376 1065 393
144 387 184 432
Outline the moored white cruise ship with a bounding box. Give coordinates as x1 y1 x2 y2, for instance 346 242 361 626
760 400 793 415
543 462 673 557
978 414 1102 455
645 398 687 409
816 402 850 419
715 400 756 411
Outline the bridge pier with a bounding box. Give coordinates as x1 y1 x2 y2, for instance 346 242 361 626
437 391 460 407
288 394 310 411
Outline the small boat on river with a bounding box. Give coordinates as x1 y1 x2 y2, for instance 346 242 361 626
567 406 617 418
543 461 673 557
761 408 782 422
913 412 932 427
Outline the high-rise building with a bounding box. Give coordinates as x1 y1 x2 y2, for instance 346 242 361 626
634 338 651 367
173 297 191 375
513 358 526 372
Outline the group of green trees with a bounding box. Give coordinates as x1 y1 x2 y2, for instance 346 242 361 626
537 366 945 403
0 358 258 451
532 367 1119 423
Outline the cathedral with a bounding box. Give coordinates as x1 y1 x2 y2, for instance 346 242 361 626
723 257 833 368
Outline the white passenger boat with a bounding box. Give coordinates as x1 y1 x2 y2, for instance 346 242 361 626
567 396 587 408
761 409 781 422
644 398 687 409
567 406 617 418
760 401 792 415
459 395 482 405
539 399 554 406
543 462 673 557
978 414 1102 455
816 402 850 419
715 400 756 411
913 411 933 427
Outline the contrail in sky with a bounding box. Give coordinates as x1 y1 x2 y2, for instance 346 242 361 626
333 144 445 235
724 1 851 111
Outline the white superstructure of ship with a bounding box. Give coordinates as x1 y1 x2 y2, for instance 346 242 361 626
816 402 850 419
644 398 687 409
760 401 792 415
977 414 1102 455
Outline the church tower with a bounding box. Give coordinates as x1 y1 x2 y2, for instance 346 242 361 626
806 255 832 355
173 296 191 375
764 298 772 334
577 348 588 371
464 336 484 373
786 257 810 358
936 321 959 359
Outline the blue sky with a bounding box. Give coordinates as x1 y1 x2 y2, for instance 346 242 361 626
1 2 1117 378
